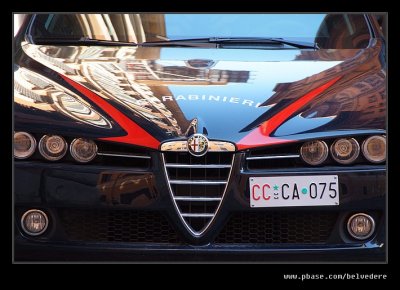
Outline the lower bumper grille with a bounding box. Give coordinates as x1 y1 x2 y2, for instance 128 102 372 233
215 211 338 244
59 209 183 244
57 209 337 245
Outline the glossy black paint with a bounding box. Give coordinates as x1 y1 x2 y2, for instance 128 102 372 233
15 156 385 246
14 14 386 261
14 15 386 145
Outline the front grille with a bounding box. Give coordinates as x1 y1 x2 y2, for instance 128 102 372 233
59 209 183 244
246 143 303 170
95 141 152 168
163 152 234 234
215 211 337 244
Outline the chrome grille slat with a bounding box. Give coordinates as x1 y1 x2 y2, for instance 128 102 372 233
174 196 222 201
246 154 300 160
162 151 234 236
165 163 231 169
181 213 215 218
97 152 151 159
246 144 303 170
169 180 227 185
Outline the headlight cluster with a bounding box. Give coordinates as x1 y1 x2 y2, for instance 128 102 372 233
13 132 98 163
300 135 386 166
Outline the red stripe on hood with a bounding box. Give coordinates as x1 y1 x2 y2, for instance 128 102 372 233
60 74 160 149
237 76 341 150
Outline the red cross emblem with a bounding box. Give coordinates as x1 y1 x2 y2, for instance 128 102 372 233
190 138 199 151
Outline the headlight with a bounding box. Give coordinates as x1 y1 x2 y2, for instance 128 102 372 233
362 135 386 163
300 140 329 165
70 138 97 163
38 135 68 161
14 132 36 159
330 138 360 164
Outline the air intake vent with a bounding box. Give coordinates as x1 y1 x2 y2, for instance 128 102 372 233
95 141 152 168
215 211 338 244
59 209 183 244
246 143 302 170
162 152 234 236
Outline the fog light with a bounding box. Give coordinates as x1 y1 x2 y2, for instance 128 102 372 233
20 209 48 236
14 132 36 159
347 213 375 240
38 135 68 161
70 138 97 163
330 138 360 164
362 135 386 163
300 140 329 165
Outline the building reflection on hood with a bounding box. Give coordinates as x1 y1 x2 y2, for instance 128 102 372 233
97 172 157 206
21 41 252 137
16 13 385 140
14 66 112 128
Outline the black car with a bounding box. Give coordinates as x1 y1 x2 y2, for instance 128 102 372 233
13 13 386 261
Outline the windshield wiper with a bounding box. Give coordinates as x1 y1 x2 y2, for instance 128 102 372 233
31 37 137 46
140 38 218 48
31 36 316 49
211 37 318 49
140 37 318 49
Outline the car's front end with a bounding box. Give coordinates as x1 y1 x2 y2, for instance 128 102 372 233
14 13 386 261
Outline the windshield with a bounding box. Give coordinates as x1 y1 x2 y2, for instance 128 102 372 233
28 13 371 49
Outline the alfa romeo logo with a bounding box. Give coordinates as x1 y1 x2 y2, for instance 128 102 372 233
187 134 209 157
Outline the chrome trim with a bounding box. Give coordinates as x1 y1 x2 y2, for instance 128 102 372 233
208 141 236 152
165 163 231 169
20 209 49 236
246 154 300 160
169 180 227 185
161 141 187 151
347 213 376 240
161 140 235 152
97 152 151 159
181 213 215 218
245 167 386 174
174 196 222 201
161 153 235 237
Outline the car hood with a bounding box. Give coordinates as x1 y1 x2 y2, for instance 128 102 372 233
15 41 386 149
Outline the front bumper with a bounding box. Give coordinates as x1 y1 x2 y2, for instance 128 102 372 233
14 153 386 262
15 237 385 262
